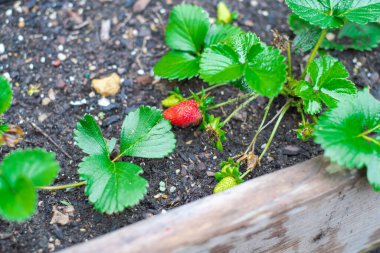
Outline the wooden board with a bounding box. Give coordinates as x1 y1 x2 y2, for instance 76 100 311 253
60 156 380 253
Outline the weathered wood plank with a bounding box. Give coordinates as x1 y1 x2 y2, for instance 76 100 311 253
60 157 380 253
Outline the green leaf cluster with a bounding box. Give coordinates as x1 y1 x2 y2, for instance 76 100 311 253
295 56 357 114
314 89 380 191
154 4 242 81
285 0 380 29
0 149 60 221
289 14 380 53
200 33 287 97
74 106 176 214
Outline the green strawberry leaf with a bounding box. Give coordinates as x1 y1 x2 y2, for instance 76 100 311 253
79 154 148 214
0 76 12 115
74 114 109 156
314 89 380 191
1 149 59 187
0 149 60 221
295 56 357 114
204 24 243 48
285 0 380 29
200 32 287 97
323 22 380 51
289 13 380 53
0 176 36 222
153 51 200 80
165 4 209 53
120 106 176 158
288 14 321 53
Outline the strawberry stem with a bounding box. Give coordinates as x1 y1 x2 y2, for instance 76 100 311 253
259 100 291 161
38 181 86 191
222 94 258 126
244 97 274 154
301 29 327 80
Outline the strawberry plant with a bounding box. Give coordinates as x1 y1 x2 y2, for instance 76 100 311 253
154 3 380 193
73 106 176 213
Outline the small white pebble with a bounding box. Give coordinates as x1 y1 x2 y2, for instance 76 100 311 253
98 97 110 107
0 44 5 54
137 69 145 75
261 10 269 16
58 45 64 51
261 143 267 149
5 9 12 16
169 186 176 193
40 57 46 63
29 64 34 70
69 76 75 82
18 35 24 41
326 33 335 41
57 53 67 61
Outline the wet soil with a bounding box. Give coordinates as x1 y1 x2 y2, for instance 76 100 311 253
0 0 379 252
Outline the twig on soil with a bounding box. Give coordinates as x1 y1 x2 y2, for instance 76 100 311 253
26 119 73 160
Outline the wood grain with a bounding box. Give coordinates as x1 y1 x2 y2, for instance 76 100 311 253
60 156 380 253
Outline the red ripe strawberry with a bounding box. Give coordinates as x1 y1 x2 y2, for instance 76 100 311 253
163 100 202 127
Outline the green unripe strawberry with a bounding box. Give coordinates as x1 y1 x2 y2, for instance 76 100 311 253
162 94 183 108
213 176 237 193
217 2 232 24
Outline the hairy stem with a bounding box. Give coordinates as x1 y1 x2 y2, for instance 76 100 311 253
259 101 291 161
38 181 86 191
362 135 380 147
301 29 327 80
244 98 274 154
222 94 258 126
207 93 252 110
287 42 293 78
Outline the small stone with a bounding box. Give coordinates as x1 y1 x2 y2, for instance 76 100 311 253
282 145 301 156
48 243 55 252
133 0 151 12
137 69 145 75
42 97 51 106
232 111 247 122
57 53 67 61
100 19 111 42
80 228 86 232
5 9 12 16
169 186 176 193
56 79 65 89
58 45 64 51
261 143 267 149
0 44 5 54
48 89 56 100
206 171 215 177
159 181 166 192
326 33 336 41
70 99 87 106
18 35 24 41
29 64 34 70
92 73 121 97
38 113 49 122
18 17 25 28
40 57 46 63
52 59 62 67
98 97 111 107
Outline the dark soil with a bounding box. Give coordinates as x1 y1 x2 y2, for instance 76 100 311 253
0 0 379 252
